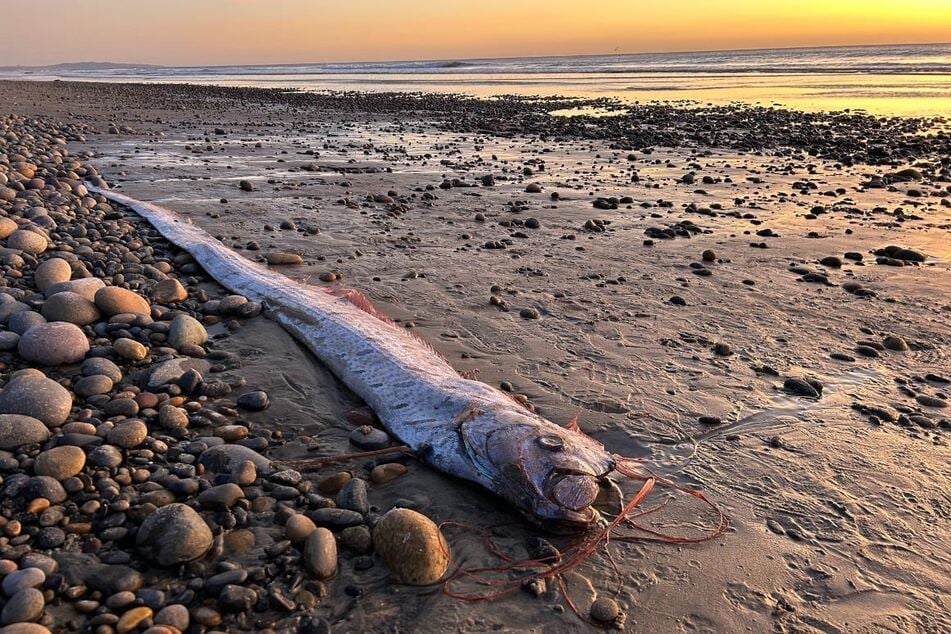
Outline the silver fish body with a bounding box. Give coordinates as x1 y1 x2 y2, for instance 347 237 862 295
88 186 615 527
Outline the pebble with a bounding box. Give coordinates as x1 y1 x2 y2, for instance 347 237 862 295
33 258 72 292
370 462 407 484
114 338 147 361
150 279 187 304
94 287 151 317
590 597 621 623
2 569 45 596
349 425 390 450
0 588 44 625
236 390 269 411
116 607 152 634
33 446 85 480
304 527 337 579
197 483 244 509
107 420 148 448
336 478 369 515
18 322 89 365
136 504 213 566
285 514 317 542
153 605 189 631
167 314 207 350
372 508 449 585
267 252 303 265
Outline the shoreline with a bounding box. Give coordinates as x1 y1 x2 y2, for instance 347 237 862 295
0 79 948 632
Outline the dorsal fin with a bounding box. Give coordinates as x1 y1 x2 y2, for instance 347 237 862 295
327 288 398 326
322 286 456 369
565 414 584 434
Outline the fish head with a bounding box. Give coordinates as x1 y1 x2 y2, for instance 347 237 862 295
460 407 615 530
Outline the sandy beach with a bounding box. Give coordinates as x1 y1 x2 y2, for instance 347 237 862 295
0 79 948 632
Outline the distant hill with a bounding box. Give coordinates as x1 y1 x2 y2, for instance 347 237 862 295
0 62 162 72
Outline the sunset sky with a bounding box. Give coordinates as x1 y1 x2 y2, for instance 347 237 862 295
2 0 950 66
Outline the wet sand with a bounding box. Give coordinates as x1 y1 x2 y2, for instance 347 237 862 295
2 80 949 632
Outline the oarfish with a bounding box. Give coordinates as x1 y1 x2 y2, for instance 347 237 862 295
87 185 617 529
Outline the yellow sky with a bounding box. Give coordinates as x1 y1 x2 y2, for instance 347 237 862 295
2 0 949 66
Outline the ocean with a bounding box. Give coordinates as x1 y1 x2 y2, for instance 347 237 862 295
4 43 950 117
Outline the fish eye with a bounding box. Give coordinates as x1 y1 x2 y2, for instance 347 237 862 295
537 435 565 451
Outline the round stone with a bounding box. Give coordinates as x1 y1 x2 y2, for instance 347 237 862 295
590 597 621 622
40 292 100 325
285 514 317 542
33 259 72 292
18 322 89 365
370 462 407 485
198 444 272 475
349 425 390 450
23 477 67 504
154 604 189 631
197 483 244 510
372 508 449 585
33 446 85 480
167 314 207 350
116 606 152 633
0 415 50 450
0 588 44 625
0 332 20 352
150 279 187 304
94 287 151 317
73 374 113 397
6 312 45 336
236 390 269 411
0 217 17 238
136 504 213 566
304 527 337 579
157 404 188 429
6 230 48 256
106 420 148 448
114 338 147 361
81 357 123 383
0 374 73 427
2 568 45 596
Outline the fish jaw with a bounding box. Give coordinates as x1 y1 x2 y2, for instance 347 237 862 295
457 403 616 529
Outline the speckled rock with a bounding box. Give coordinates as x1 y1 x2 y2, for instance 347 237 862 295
6 230 47 256
33 258 71 292
40 292 100 325
18 322 89 365
0 415 50 450
373 508 449 585
33 446 85 480
0 374 72 427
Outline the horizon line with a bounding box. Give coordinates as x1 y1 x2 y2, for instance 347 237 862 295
8 40 950 71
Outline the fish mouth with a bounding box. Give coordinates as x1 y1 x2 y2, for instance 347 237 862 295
544 467 610 513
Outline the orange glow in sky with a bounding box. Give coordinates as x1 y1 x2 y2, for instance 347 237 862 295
1 0 949 66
